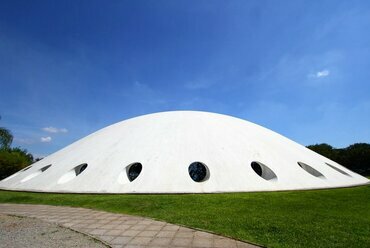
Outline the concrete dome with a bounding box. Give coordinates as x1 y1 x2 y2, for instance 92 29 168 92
0 111 368 193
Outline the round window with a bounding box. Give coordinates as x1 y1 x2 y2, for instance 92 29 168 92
251 161 277 181
298 162 325 178
57 163 88 184
188 162 209 182
77 163 88 175
127 163 142 182
325 162 350 176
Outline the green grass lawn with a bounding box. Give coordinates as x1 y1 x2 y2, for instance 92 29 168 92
0 186 369 248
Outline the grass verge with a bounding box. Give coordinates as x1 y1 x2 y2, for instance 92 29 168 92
0 186 369 248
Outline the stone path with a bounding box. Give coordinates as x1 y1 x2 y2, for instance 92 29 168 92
0 204 259 248
0 214 108 248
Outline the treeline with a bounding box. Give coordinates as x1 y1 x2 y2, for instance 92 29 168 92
307 143 370 177
0 116 34 180
0 147 34 180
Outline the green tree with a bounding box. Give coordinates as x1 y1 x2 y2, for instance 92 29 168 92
307 143 370 177
0 116 13 149
0 115 34 180
0 147 34 180
342 143 370 176
307 143 335 159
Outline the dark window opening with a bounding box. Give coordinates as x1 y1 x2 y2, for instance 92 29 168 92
22 166 32 172
325 162 351 176
251 161 277 181
298 162 325 178
188 162 209 182
251 162 263 176
41 164 51 172
74 163 88 176
127 163 142 182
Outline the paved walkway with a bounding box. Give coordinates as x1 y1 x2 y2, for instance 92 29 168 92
0 214 108 248
0 204 259 248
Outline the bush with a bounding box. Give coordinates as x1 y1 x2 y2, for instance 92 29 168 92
0 148 34 180
307 143 370 177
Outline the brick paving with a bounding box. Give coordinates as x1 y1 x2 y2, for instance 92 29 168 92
0 204 259 248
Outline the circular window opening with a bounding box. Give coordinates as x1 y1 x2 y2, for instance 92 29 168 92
22 166 32 172
40 164 51 172
188 162 209 182
76 163 88 176
298 162 325 178
20 164 51 183
325 162 351 177
251 161 277 181
1 173 18 182
2 165 34 182
57 163 88 184
126 163 142 182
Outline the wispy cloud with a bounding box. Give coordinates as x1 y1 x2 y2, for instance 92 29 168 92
307 69 331 79
42 126 68 133
40 136 52 143
316 69 330 78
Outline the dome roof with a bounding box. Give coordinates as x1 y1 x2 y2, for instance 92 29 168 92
1 111 368 193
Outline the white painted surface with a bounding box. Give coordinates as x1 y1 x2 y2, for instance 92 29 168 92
0 111 368 193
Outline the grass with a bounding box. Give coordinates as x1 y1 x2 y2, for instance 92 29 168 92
0 186 369 248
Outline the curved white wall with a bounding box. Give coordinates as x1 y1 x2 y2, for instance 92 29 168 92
0 111 368 193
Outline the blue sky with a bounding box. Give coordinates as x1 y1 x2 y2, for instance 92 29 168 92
1 0 369 157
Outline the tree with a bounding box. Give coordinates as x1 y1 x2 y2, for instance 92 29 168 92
0 115 33 180
0 116 13 149
342 143 370 176
307 143 335 159
0 147 34 180
307 143 370 177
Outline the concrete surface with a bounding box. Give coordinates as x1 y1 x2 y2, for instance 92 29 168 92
0 203 259 248
1 111 368 193
0 214 108 248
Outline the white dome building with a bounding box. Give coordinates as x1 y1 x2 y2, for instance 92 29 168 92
0 111 368 193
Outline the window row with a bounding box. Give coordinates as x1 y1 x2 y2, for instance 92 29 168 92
6 159 351 184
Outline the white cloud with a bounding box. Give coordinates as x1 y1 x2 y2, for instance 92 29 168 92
40 136 52 143
42 126 68 133
307 69 331 79
316 69 330 78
